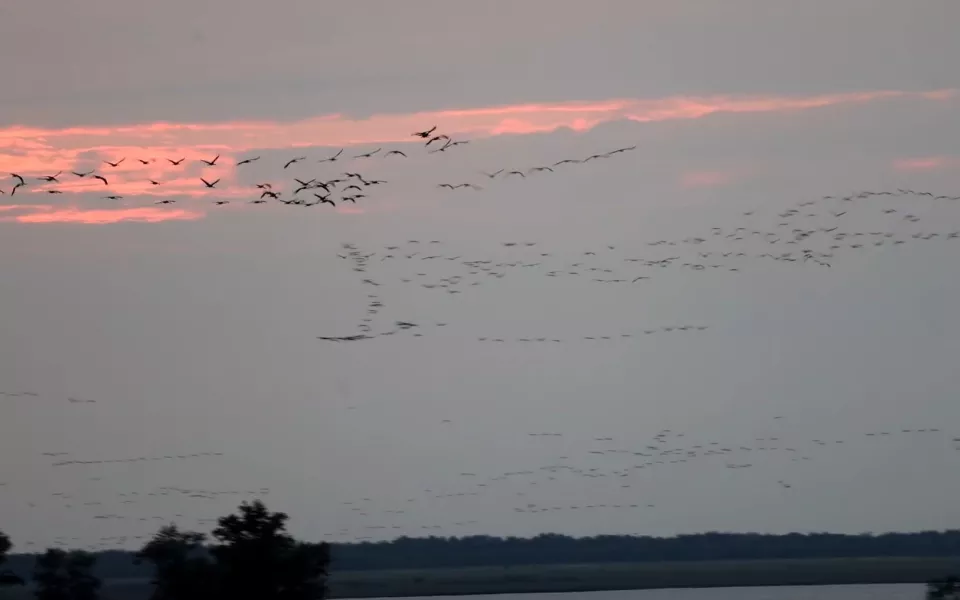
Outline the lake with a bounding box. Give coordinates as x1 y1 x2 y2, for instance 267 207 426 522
379 584 924 600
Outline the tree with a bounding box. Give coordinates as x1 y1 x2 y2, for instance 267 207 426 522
135 525 214 600
928 576 960 600
0 531 25 591
138 500 330 600
0 531 9 566
32 549 100 600
210 500 330 600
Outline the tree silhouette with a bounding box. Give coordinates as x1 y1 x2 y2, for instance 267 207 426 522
135 525 214 600
928 576 960 600
0 531 25 590
210 500 329 600
138 500 330 600
32 549 100 600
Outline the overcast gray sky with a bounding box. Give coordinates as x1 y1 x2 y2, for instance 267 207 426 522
2 0 960 552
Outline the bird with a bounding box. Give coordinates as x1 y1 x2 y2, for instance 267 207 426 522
137 158 152 165
482 169 504 178
553 159 582 166
72 170 94 177
314 194 335 207
236 156 260 166
200 178 220 188
167 157 186 166
261 191 280 199
412 126 437 138
148 179 160 186
284 157 306 169
103 195 123 200
528 166 554 174
214 200 229 206
45 190 63 194
103 158 125 167
11 173 25 185
426 135 449 146
354 148 382 159
200 154 220 166
37 171 61 182
255 183 273 189
93 175 109 185
384 150 407 158
506 170 526 178
318 149 344 163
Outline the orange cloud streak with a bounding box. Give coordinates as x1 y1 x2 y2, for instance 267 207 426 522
5 206 205 225
893 156 960 171
680 170 738 189
1 88 954 224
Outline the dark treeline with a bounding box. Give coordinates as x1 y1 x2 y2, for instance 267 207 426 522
6 530 960 578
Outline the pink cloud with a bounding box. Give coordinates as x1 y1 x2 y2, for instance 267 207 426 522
892 156 960 171
680 170 738 189
0 87 954 224
5 206 205 225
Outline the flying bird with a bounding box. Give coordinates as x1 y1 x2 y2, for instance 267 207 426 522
72 170 94 177
412 126 437 138
103 195 123 200
482 169 504 178
384 150 407 158
37 172 61 182
167 157 186 166
148 179 160 185
93 175 109 185
284 156 306 169
11 174 25 185
426 135 449 146
137 158 152 165
318 149 343 163
354 148 382 159
236 156 260 166
200 154 220 166
103 158 125 167
200 178 220 188
261 191 280 199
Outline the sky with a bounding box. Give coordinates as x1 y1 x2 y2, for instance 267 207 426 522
2 0 960 553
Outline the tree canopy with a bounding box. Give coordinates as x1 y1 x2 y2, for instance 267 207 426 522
137 500 330 600
32 548 101 600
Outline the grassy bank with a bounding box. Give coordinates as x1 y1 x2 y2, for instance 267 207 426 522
3 556 957 599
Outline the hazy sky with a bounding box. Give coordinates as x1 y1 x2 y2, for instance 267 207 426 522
2 1 960 552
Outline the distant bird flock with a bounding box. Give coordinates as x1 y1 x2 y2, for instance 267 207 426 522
3 117 960 551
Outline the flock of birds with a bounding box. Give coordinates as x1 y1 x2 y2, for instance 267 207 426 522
3 388 958 549
314 187 959 343
3 118 960 553
5 123 637 211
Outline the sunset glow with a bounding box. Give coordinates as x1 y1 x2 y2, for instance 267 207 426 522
893 156 960 172
2 88 955 224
